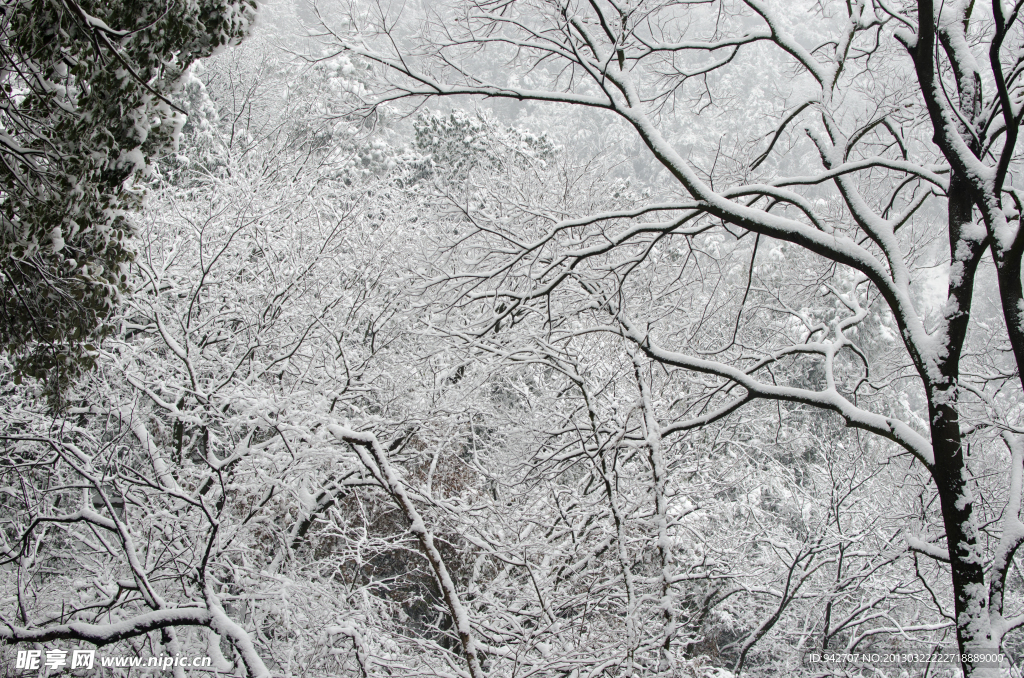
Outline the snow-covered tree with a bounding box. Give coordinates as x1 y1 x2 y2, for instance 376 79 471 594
0 0 256 398
318 0 1024 674
14 1 1024 676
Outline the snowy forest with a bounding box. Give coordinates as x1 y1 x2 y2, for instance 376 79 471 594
7 0 1024 676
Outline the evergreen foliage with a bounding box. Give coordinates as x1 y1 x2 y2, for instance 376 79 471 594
0 0 255 397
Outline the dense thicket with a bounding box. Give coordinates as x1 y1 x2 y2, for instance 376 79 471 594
5 1 1024 677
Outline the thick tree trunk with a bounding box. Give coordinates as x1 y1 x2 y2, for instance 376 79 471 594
929 174 995 677
931 404 998 676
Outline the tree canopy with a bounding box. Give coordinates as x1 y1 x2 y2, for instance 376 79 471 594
0 0 255 397
6 1 1024 677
